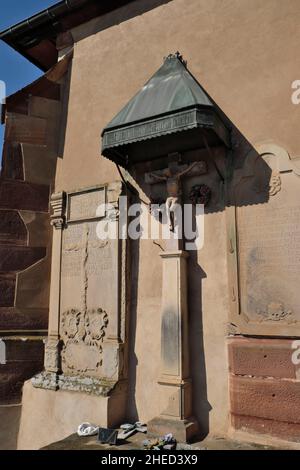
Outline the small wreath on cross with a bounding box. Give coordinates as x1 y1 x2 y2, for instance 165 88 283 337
189 184 211 206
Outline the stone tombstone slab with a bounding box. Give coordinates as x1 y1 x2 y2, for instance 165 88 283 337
227 144 300 336
59 183 126 382
34 182 128 395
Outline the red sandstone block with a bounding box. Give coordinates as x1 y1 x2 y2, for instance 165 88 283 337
0 275 16 307
228 337 297 379
0 210 27 246
28 96 60 120
231 414 300 443
4 338 44 362
1 142 24 180
0 360 43 404
0 307 48 331
0 246 46 272
0 179 49 212
0 338 44 404
5 76 60 118
230 375 300 424
5 113 47 146
5 92 29 116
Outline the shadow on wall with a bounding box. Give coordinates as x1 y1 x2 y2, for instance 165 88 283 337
188 254 210 439
123 112 274 437
0 404 21 450
125 198 140 423
73 0 175 42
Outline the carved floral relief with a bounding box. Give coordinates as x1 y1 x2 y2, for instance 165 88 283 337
61 307 108 374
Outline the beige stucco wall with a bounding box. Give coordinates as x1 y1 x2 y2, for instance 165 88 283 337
52 0 300 437
56 0 300 195
18 381 110 450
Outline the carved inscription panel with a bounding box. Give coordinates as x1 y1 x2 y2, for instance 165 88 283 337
68 187 105 222
236 171 300 332
61 221 118 316
61 223 82 278
59 185 122 377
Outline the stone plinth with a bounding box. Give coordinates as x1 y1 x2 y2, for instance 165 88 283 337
17 379 127 450
148 250 199 442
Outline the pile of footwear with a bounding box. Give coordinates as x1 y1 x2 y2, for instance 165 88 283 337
142 433 177 450
117 422 147 440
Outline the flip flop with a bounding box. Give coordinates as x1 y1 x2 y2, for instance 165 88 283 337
118 421 147 439
77 422 99 436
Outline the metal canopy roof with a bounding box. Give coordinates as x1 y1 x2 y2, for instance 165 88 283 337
101 53 231 168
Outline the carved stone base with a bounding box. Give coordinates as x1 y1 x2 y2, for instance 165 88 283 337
44 338 62 374
32 372 59 391
32 371 119 396
18 378 128 449
147 416 199 443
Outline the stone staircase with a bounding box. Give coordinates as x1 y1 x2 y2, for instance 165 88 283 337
0 62 67 448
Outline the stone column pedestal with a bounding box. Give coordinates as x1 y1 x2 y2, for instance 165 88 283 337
148 250 199 442
43 192 66 387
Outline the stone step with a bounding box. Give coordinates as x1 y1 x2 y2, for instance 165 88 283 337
5 113 47 147
0 274 16 307
0 179 49 212
1 142 24 181
0 210 27 246
0 307 48 332
0 337 44 404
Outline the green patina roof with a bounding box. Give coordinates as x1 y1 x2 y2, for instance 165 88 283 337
101 53 230 167
104 53 213 130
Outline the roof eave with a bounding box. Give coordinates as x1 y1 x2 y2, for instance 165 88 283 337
0 0 134 71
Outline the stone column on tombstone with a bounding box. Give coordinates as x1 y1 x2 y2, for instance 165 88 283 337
43 192 66 388
147 170 199 442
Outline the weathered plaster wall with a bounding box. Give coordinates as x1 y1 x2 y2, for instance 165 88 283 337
49 0 300 440
56 0 300 197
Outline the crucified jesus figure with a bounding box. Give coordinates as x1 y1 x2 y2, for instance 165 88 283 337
148 161 201 231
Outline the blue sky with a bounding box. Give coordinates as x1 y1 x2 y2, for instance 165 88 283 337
0 0 59 157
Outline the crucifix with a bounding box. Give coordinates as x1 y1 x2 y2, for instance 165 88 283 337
145 156 207 441
145 159 207 231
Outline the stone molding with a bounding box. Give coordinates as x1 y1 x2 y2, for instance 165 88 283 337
50 192 66 230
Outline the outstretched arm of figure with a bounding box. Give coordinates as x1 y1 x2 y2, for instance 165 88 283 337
149 172 167 181
177 161 199 177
